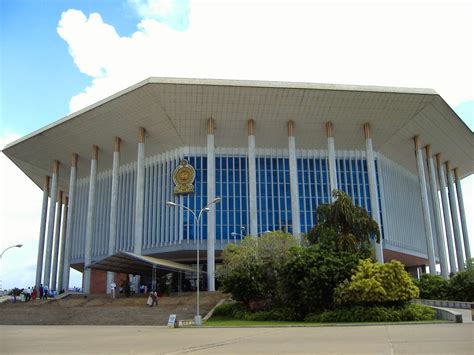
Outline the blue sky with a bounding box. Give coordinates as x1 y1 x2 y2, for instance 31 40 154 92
0 0 472 290
1 0 140 136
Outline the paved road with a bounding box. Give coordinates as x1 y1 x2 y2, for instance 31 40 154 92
1 323 473 354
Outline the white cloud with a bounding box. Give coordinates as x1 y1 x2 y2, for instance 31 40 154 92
129 0 190 30
58 0 473 113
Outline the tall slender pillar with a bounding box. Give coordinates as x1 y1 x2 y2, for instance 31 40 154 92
58 196 68 292
288 120 301 239
207 118 216 291
107 137 121 293
84 146 98 294
35 176 50 289
62 153 78 290
454 168 471 261
425 146 448 279
51 190 63 291
363 123 383 263
134 129 146 255
413 136 436 274
326 122 337 200
247 119 258 237
436 154 457 273
446 162 465 271
43 160 60 287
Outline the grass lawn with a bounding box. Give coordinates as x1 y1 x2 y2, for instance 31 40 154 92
204 317 320 326
203 317 447 327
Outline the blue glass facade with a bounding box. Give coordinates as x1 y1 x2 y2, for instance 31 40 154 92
71 149 384 261
257 157 292 235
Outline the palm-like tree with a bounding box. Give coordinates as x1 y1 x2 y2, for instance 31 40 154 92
307 190 380 252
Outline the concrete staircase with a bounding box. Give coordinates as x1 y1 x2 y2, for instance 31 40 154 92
0 291 226 326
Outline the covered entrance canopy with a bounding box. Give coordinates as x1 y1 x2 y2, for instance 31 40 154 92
89 251 199 277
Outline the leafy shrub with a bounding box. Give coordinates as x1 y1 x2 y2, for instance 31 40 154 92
212 302 248 319
414 259 474 302
280 243 364 316
447 260 474 301
415 274 449 300
212 302 298 321
334 259 419 305
304 304 435 323
217 231 298 306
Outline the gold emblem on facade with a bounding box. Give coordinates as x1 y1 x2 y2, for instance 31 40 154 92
173 160 195 195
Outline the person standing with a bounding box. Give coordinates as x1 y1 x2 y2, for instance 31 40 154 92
43 285 48 300
150 289 158 307
39 284 44 300
32 286 37 300
110 281 116 299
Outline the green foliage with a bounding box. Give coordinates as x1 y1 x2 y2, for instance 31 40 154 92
212 302 249 319
216 231 298 306
280 243 364 316
447 259 474 301
305 304 435 323
334 259 419 305
212 302 298 321
415 274 449 300
306 190 379 252
8 288 22 296
414 260 474 302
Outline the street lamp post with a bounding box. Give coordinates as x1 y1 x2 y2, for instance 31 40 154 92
166 197 221 326
0 244 23 294
230 226 247 243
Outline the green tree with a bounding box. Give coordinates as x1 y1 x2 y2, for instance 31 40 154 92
334 259 419 305
216 231 297 307
306 190 379 253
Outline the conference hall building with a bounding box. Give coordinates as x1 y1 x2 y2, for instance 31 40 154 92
3 78 473 294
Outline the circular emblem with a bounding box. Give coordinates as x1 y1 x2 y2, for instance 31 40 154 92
173 160 195 195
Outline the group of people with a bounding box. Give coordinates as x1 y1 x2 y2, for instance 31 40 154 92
24 285 51 301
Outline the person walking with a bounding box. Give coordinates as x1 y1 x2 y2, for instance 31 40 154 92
39 284 44 300
32 286 37 300
43 285 48 300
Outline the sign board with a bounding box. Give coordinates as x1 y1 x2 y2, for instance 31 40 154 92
167 314 177 328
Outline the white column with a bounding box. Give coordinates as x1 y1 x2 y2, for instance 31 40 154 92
35 176 50 289
84 146 98 294
454 168 471 261
43 160 60 288
446 162 465 271
133 129 146 291
107 137 121 293
50 190 63 291
363 123 383 263
425 146 448 279
413 136 436 274
436 154 457 273
288 120 301 239
62 153 78 290
134 129 146 255
207 118 216 291
247 119 258 237
58 196 68 292
326 122 337 200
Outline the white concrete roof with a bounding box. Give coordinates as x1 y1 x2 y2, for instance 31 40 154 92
2 77 473 195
